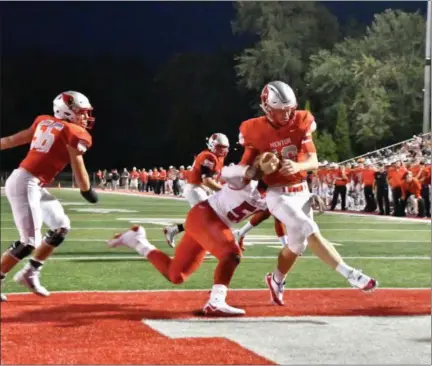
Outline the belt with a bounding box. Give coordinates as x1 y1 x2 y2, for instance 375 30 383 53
272 182 308 193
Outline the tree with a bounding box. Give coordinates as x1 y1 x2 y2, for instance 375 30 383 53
306 10 425 152
232 1 340 104
334 103 353 160
314 130 338 162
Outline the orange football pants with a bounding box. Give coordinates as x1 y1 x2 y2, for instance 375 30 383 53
147 201 242 286
249 209 286 237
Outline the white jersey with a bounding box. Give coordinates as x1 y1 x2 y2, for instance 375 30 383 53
208 166 267 228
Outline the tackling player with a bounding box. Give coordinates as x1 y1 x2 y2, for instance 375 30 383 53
0 91 98 302
163 133 229 247
108 156 278 315
238 81 377 305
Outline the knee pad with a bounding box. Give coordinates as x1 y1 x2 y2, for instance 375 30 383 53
44 227 69 247
8 241 34 260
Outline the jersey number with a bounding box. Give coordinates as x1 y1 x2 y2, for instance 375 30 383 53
273 145 298 160
227 201 257 223
30 120 64 153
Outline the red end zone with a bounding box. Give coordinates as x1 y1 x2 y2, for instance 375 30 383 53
1 289 430 364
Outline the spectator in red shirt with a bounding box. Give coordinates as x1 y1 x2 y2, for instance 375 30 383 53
401 171 425 217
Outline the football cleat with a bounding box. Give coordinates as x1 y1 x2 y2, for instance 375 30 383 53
1 293 6 302
202 300 245 316
14 264 50 297
163 225 177 248
107 225 146 250
265 272 285 306
348 270 378 292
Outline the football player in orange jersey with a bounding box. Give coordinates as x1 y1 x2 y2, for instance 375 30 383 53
163 133 229 247
0 91 98 302
238 81 377 305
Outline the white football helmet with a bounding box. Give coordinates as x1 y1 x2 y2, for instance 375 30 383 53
207 133 230 157
260 81 297 127
180 165 185 170
53 91 95 129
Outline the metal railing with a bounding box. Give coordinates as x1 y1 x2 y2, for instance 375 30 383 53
339 132 432 164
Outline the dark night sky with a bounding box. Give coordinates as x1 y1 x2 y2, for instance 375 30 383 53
2 1 427 60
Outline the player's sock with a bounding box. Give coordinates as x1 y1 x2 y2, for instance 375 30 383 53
278 235 288 246
209 284 227 303
214 254 240 286
238 222 253 237
273 268 286 284
29 258 43 270
336 262 355 278
135 237 156 257
177 224 184 233
147 250 171 278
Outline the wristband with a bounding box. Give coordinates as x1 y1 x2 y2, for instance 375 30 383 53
80 187 99 204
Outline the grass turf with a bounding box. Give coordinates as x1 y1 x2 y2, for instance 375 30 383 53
1 189 430 293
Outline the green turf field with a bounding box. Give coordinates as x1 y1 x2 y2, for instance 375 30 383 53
1 189 430 293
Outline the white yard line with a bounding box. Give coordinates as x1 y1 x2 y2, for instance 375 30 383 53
6 287 430 295
44 255 430 261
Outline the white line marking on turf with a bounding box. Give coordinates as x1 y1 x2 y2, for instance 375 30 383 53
45 255 430 261
46 188 432 224
5 287 430 296
2 239 429 244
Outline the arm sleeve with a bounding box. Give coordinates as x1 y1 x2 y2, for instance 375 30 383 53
67 129 92 154
239 124 260 165
220 165 249 189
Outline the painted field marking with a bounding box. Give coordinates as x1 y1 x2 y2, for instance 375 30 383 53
5 287 430 295
2 289 430 365
36 255 431 261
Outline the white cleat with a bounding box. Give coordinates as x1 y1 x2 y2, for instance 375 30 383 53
1 293 7 302
265 272 285 306
107 225 146 250
163 225 177 248
202 299 245 316
14 265 50 297
348 269 378 292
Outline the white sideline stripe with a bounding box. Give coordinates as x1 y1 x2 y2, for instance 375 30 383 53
5 287 430 296
44 255 430 261
47 188 432 224
0 239 430 244
1 226 428 232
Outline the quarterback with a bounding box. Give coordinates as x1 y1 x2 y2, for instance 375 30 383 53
238 81 377 305
0 91 98 302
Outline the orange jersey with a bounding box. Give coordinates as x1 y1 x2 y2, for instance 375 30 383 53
409 164 421 178
401 178 421 199
239 111 316 186
20 115 92 185
387 167 407 188
317 168 327 183
362 168 375 186
159 170 167 181
417 166 431 185
140 172 148 182
187 150 224 185
334 169 348 186
130 171 140 180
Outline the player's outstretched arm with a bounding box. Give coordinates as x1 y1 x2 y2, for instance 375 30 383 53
0 128 33 150
202 177 223 192
67 145 98 203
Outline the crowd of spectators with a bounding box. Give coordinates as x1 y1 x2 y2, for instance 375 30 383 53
96 166 191 196
95 134 431 219
310 133 432 218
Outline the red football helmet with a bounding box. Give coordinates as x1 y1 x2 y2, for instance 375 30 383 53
260 81 297 127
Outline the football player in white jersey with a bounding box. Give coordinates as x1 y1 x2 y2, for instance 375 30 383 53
108 153 377 314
